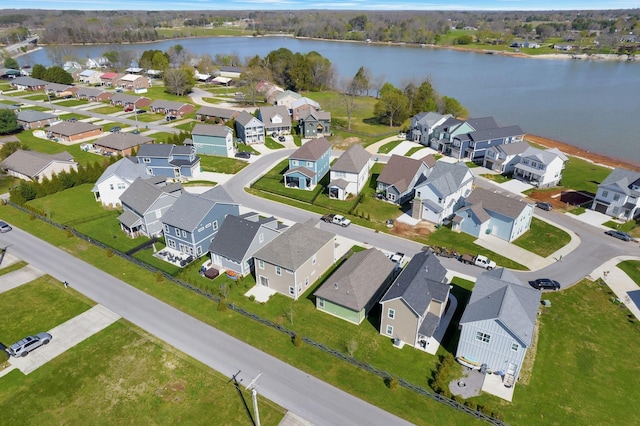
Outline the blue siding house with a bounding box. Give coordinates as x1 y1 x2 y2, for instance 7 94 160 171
191 123 234 157
136 144 201 179
284 137 332 190
162 187 239 258
450 125 524 164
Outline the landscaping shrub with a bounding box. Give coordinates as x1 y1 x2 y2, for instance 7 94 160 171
292 333 303 347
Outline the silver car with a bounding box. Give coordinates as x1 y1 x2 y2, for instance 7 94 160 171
7 332 52 357
0 220 11 233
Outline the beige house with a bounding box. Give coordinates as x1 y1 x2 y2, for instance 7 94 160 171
0 150 77 182
379 250 450 352
253 221 335 300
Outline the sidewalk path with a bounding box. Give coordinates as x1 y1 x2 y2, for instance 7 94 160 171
589 256 640 321
0 264 44 294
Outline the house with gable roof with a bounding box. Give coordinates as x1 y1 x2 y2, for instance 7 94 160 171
376 154 435 205
136 144 200 179
234 111 265 144
314 248 396 325
449 124 525 163
513 146 568 188
47 121 102 142
408 112 452 145
76 69 103 85
10 76 47 91
291 97 320 120
328 144 371 200
118 177 182 237
92 157 150 207
456 268 541 385
110 93 151 109
483 140 530 174
453 187 534 242
253 220 336 300
431 116 499 155
16 110 58 129
75 87 113 102
298 108 331 138
412 161 474 224
190 123 234 157
379 250 450 351
162 187 239 258
208 212 288 277
0 150 77 182
45 83 77 97
117 74 149 91
100 72 122 87
196 106 239 124
283 137 332 190
274 90 302 112
258 105 291 136
591 167 640 220
93 132 154 157
149 100 194 117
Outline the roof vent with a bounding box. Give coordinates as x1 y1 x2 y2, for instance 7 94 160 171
334 283 338 290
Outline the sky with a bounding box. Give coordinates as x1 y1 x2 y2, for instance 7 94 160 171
8 1 638 11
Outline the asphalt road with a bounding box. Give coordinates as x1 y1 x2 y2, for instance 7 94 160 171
0 226 412 426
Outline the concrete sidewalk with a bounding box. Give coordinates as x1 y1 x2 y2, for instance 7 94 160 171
588 256 640 321
3 304 121 376
0 263 44 295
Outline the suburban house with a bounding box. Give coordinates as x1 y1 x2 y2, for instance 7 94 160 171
379 250 450 351
453 187 534 242
125 67 144 75
412 161 474 225
376 154 435 205
253 221 336 301
85 57 109 69
234 111 265 144
100 72 122 87
284 137 332 190
44 83 77 98
117 74 149 91
92 157 150 207
136 144 201 179
10 76 47 91
449 124 525 163
513 147 568 188
483 141 530 174
196 106 239 123
0 150 77 182
190 123 234 157
110 93 151 109
47 121 102 142
328 144 371 200
76 69 103 85
431 116 510 156
258 106 292 136
257 81 284 103
291 97 321 120
93 133 154 157
408 112 452 145
75 87 113 102
208 212 288 277
118 177 182 237
274 90 302 111
162 187 239 258
591 167 640 220
16 110 58 129
149 100 194 117
456 268 540 385
218 66 244 79
298 109 331 138
314 249 396 325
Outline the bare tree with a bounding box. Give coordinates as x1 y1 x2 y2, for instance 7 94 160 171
340 77 357 130
370 74 386 99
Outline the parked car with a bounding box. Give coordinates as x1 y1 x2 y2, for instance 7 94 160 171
235 151 251 159
66 117 77 123
321 213 351 227
166 116 177 121
135 109 146 114
7 332 52 357
530 278 560 290
0 220 12 233
536 202 552 211
109 126 121 133
278 135 286 142
124 106 133 112
604 230 632 241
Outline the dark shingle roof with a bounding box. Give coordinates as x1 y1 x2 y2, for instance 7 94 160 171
151 100 191 110
468 125 524 142
418 161 471 198
599 168 640 196
192 123 232 137
16 110 57 123
259 105 292 127
119 178 182 213
208 214 284 262
94 133 153 151
197 106 238 120
289 137 331 161
161 192 229 231
464 187 530 220
377 154 427 193
0 150 74 178
330 144 370 174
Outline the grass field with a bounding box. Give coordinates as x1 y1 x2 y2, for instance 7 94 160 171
91 105 122 114
560 156 611 194
618 260 640 285
513 217 571 257
199 155 249 174
16 131 101 166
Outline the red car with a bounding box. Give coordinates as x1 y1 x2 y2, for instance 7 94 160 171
124 106 133 112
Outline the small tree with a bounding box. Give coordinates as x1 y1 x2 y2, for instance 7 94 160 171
292 333 303 347
4 57 19 70
346 339 358 356
0 109 21 135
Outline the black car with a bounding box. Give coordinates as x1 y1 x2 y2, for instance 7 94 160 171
604 230 632 241
278 135 286 142
536 202 552 211
166 116 177 121
235 151 251 159
530 278 560 290
109 126 121 133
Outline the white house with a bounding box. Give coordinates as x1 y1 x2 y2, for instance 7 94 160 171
591 167 640 221
408 112 452 146
483 141 530 174
513 147 568 188
92 157 150 207
328 144 372 200
412 161 474 224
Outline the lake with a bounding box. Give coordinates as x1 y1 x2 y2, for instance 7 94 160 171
20 36 640 163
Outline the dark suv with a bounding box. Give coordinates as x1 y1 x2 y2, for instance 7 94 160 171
535 202 552 211
604 230 632 241
7 332 52 357
530 278 560 290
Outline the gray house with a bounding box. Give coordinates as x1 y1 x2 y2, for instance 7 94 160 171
314 248 396 325
456 268 541 385
408 112 452 146
379 250 450 352
235 111 265 144
208 212 288 277
253 221 335 301
483 141 530 174
16 110 58 129
118 177 182 237
376 154 435 205
258 105 292 136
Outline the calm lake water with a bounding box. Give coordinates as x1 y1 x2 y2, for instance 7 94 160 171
21 36 640 163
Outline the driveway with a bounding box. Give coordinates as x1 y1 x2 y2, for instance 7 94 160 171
0 264 44 294
2 304 120 376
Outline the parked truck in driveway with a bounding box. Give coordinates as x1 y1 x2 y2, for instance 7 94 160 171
459 254 496 270
321 213 351 227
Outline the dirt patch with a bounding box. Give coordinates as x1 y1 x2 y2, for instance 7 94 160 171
528 189 594 209
390 221 435 239
331 136 362 150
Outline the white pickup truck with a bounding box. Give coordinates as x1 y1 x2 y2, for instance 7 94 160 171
321 213 351 227
459 254 497 270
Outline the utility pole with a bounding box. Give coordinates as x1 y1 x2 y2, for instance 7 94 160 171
245 373 262 426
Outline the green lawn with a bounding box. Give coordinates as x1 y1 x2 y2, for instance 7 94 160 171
174 121 198 131
102 123 130 132
26 184 107 224
16 131 101 166
91 106 122 114
0 174 18 194
144 86 197 104
237 144 261 155
618 260 640 285
558 156 611 194
56 113 91 122
512 217 571 257
199 155 249 174
264 137 284 149
135 112 167 123
147 132 174 143
405 146 426 156
377 140 402 154
156 26 254 38
54 99 87 107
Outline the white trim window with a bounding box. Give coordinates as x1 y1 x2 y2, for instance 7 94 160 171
388 308 395 319
511 343 519 352
386 325 393 336
318 298 325 308
276 266 282 276
289 286 295 295
476 331 491 343
258 259 264 270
